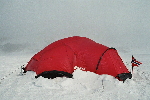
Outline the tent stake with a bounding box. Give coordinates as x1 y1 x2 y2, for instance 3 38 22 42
20 65 24 75
102 79 104 89
21 66 23 75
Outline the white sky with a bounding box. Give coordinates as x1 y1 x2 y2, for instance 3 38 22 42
0 0 150 54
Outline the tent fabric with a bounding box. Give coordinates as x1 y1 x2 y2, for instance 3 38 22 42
24 36 130 80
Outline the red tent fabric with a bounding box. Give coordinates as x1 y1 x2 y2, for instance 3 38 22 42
24 36 132 81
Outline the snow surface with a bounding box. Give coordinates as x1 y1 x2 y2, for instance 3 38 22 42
0 54 150 100
0 0 150 100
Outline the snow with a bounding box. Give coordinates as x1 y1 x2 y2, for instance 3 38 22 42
0 54 150 100
0 0 150 100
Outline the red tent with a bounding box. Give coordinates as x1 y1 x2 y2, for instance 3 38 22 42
23 36 132 82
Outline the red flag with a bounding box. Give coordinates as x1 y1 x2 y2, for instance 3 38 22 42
131 55 142 72
131 55 142 67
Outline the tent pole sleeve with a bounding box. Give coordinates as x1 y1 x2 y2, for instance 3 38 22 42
95 47 116 71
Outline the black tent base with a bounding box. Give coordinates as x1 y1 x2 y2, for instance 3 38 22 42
35 70 73 79
22 67 27 73
116 72 132 83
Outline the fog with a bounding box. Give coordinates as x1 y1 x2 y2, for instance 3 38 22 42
0 0 150 55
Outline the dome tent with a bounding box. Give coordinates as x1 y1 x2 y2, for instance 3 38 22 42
23 36 132 82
